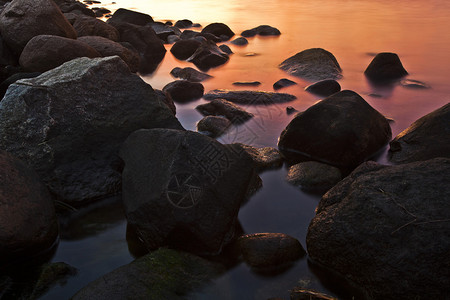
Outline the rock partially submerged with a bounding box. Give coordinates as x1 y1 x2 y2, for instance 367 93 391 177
286 161 342 191
196 99 253 124
162 80 204 103
305 79 341 97
279 48 342 81
241 25 281 37
170 39 202 60
197 115 231 137
187 40 229 71
364 52 408 82
230 37 248 46
203 89 296 105
107 8 153 26
232 144 283 171
278 90 391 168
170 67 212 82
307 158 450 299
273 78 297 90
201 22 234 41
389 103 450 163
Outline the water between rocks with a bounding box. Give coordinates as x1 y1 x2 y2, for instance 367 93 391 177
43 0 450 299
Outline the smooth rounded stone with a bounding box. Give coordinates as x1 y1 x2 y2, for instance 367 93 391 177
0 0 77 55
170 67 212 82
19 35 100 72
108 21 166 74
286 106 298 115
291 289 337 300
196 99 253 124
305 79 341 97
273 78 297 90
389 103 450 164
72 248 225 300
199 32 222 43
187 40 229 71
201 22 234 41
0 56 182 205
364 52 408 82
0 150 58 267
148 22 181 42
106 8 153 26
241 25 281 37
203 89 296 105
78 36 140 72
232 81 261 86
232 144 283 171
174 19 193 29
231 37 248 45
197 115 231 138
180 29 199 40
154 89 176 115
68 13 120 42
219 44 233 54
400 79 430 89
279 48 342 81
306 158 450 299
167 34 181 44
238 233 306 270
278 90 391 168
119 129 259 255
170 39 201 60
0 71 41 98
286 161 342 191
162 80 204 103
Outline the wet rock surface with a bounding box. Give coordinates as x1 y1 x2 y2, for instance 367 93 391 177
203 89 296 105
307 158 450 300
187 40 229 71
273 78 297 90
201 22 234 41
305 79 341 97
196 99 254 123
232 81 261 86
389 102 450 163
162 80 204 103
286 161 342 191
231 37 248 45
170 39 201 60
233 144 283 171
241 25 281 37
279 48 342 81
278 90 391 168
364 52 408 82
197 115 231 137
170 67 212 82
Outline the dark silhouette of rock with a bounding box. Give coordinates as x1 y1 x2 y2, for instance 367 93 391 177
389 103 450 163
307 158 450 299
155 89 176 115
170 39 201 60
232 144 283 171
286 161 342 191
196 99 253 124
187 40 229 71
92 7 111 18
119 129 259 255
55 0 95 17
279 48 342 81
170 67 212 82
162 80 204 103
201 22 234 41
0 34 17 66
180 29 199 40
286 106 298 115
219 44 233 54
197 115 231 137
148 22 181 43
0 150 58 267
231 37 248 45
203 89 296 105
0 0 77 55
273 78 297 90
400 79 430 89
0 56 182 205
19 35 101 72
232 81 261 86
67 13 120 42
0 71 41 98
364 52 408 82
241 25 281 37
174 19 193 29
278 90 391 168
305 79 341 97
107 8 153 26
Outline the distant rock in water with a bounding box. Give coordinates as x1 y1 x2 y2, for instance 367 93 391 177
197 115 231 137
232 81 261 86
187 40 229 71
170 39 201 60
162 80 204 103
106 8 153 26
201 22 234 41
400 79 430 89
219 44 233 54
241 25 281 37
174 19 193 29
203 89 296 105
364 52 408 82
196 99 253 124
231 37 248 45
170 67 212 82
273 78 297 90
279 48 342 81
305 79 341 97
286 106 298 115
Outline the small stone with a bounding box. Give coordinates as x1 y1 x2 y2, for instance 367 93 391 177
273 78 297 90
305 79 341 97
231 37 248 45
219 44 233 54
197 115 231 137
232 81 261 86
400 79 430 89
286 161 342 191
286 106 298 115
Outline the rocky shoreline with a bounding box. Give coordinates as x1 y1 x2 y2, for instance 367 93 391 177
0 0 449 299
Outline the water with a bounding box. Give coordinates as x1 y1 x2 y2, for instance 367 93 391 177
38 0 450 299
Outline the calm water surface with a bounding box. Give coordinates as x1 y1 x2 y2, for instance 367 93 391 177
43 0 450 299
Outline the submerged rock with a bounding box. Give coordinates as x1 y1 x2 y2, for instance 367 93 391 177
232 81 261 86
174 19 193 29
307 158 450 299
305 79 341 97
187 40 229 71
196 99 253 124
279 48 342 81
231 37 248 46
364 52 408 82
389 103 450 163
400 79 430 89
273 78 297 90
219 44 233 54
286 161 342 191
278 90 391 168
170 39 201 60
197 115 231 137
201 22 234 41
203 89 296 105
170 67 212 82
241 25 281 37
162 80 204 103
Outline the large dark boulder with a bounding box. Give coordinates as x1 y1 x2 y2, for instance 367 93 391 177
307 158 450 299
389 103 450 163
119 128 259 255
162 80 204 103
19 35 101 72
201 22 234 41
0 0 77 55
67 13 120 42
170 67 212 82
278 90 391 168
148 22 181 43
107 8 153 26
279 48 342 81
0 150 58 267
204 89 296 105
0 56 182 205
241 25 281 37
364 52 408 82
196 99 253 124
170 39 201 60
72 248 225 300
305 79 341 97
187 40 229 71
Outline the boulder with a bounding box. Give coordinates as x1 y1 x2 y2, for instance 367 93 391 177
201 22 234 41
162 80 204 103
180 29 199 40
72 248 225 300
219 44 233 55
149 23 181 43
307 158 450 299
364 52 408 82
273 78 297 90
174 19 193 29
241 25 281 37
119 128 259 255
203 89 296 105
155 89 176 115
170 39 201 60
170 67 212 82
78 36 140 72
305 79 341 97
286 161 342 191
279 48 342 81
0 150 58 267
0 0 77 55
106 8 153 26
19 35 101 72
278 90 391 168
68 14 120 42
196 99 253 124
238 233 305 270
231 37 248 46
55 0 95 17
187 40 229 71
232 144 283 171
389 103 450 163
197 115 231 137
0 71 41 98
0 56 182 205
